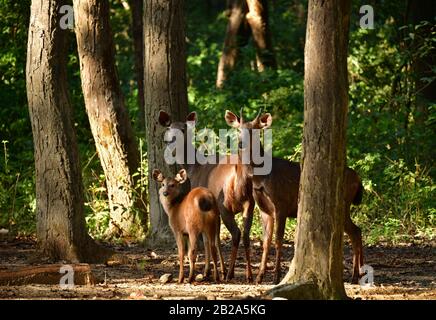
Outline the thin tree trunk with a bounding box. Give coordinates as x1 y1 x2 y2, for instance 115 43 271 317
130 0 145 131
246 0 276 71
26 0 112 262
73 0 147 240
216 0 249 88
268 0 351 300
144 0 189 246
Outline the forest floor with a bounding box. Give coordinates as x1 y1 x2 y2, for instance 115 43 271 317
0 237 434 300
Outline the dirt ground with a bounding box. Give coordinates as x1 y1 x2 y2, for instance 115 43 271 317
0 237 435 300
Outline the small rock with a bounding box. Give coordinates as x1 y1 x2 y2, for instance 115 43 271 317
195 274 204 282
159 273 173 284
129 291 146 299
207 295 216 300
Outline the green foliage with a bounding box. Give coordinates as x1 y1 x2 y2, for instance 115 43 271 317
0 0 434 245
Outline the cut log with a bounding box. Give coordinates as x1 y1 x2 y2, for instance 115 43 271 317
0 264 95 286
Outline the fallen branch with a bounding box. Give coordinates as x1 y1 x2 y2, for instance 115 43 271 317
0 264 95 286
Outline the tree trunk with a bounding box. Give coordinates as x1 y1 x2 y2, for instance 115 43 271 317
268 0 351 300
73 0 147 240
144 0 189 246
26 0 112 263
216 0 249 88
246 0 276 72
130 0 146 131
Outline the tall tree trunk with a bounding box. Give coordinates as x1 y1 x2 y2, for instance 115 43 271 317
26 0 111 262
246 0 276 71
268 0 351 300
144 0 189 246
216 0 249 88
73 0 147 240
130 0 145 131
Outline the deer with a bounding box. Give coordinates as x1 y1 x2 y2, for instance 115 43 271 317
225 109 364 284
152 168 221 283
158 110 256 282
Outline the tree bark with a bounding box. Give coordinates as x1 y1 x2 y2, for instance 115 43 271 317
26 0 112 263
216 0 276 88
73 0 147 240
144 0 189 246
130 0 146 131
216 0 249 88
246 0 276 71
269 0 351 300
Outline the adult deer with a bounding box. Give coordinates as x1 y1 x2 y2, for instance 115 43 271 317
225 110 364 284
158 110 255 282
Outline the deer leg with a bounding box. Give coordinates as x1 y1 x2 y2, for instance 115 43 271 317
209 220 220 283
273 213 286 284
202 233 211 279
216 217 227 278
187 234 198 283
242 201 255 283
220 206 241 281
175 233 185 284
344 208 363 284
256 210 274 284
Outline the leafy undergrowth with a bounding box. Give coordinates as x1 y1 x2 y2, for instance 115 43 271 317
0 237 434 300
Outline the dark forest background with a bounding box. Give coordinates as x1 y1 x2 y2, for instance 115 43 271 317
0 0 434 244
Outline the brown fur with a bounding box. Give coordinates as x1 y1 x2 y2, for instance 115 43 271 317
158 110 256 282
225 110 364 284
153 169 221 283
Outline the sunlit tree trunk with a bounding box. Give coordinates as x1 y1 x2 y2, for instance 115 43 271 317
216 0 276 88
144 0 189 246
27 0 111 262
216 0 249 88
246 0 276 71
73 0 147 240
268 0 351 300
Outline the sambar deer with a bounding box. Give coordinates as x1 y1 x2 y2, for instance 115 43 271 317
158 110 256 282
153 168 221 283
225 110 364 284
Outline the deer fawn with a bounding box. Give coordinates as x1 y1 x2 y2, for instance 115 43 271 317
153 168 221 283
158 110 255 282
225 110 364 284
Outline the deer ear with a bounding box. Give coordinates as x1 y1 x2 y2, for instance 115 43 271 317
175 169 188 184
258 113 272 129
152 169 164 182
186 112 197 124
158 110 171 127
225 110 240 128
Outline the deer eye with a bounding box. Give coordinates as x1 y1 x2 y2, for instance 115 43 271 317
169 183 175 188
